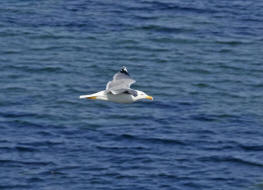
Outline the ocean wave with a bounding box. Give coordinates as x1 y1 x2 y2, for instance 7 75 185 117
198 155 263 167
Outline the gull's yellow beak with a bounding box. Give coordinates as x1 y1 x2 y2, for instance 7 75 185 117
146 96 153 100
87 96 97 99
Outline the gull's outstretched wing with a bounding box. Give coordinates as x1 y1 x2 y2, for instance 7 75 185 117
106 67 136 94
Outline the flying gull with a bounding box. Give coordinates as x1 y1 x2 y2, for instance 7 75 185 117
79 66 153 103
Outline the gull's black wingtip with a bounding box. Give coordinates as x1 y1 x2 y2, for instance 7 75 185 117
120 66 129 75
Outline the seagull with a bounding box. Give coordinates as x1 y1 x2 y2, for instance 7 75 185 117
79 66 153 103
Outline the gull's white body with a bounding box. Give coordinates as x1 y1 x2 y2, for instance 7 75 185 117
79 90 151 104
79 67 153 104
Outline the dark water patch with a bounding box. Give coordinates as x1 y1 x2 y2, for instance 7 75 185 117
154 117 173 125
0 111 37 118
185 68 213 75
239 144 263 152
192 82 210 88
57 99 85 106
178 101 199 107
0 146 12 151
139 1 215 14
1 49 23 54
19 140 64 147
95 145 149 153
133 14 160 21
36 131 57 137
215 40 251 45
0 159 55 167
1 120 44 128
1 64 65 73
15 146 38 152
115 39 140 45
198 156 263 168
202 145 237 151
151 37 201 44
218 48 235 53
29 32 94 40
1 86 28 93
194 129 217 136
0 73 26 79
26 177 44 183
250 83 263 88
190 114 217 122
216 64 247 72
25 66 65 73
149 172 177 179
43 165 81 175
115 133 187 146
190 113 255 126
253 183 263 190
0 184 31 189
182 181 210 189
104 114 155 121
0 139 9 143
149 101 179 110
120 44 170 53
40 170 66 176
138 24 194 34
29 45 64 51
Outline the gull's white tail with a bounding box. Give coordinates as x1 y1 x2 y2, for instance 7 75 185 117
79 94 93 99
79 91 105 99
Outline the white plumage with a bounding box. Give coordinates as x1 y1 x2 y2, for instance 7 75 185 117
79 67 153 104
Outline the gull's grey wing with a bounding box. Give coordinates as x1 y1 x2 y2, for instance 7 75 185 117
106 67 136 94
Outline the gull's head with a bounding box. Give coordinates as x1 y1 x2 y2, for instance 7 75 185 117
135 90 153 101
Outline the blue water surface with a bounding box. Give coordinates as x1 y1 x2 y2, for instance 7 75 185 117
1 0 263 189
